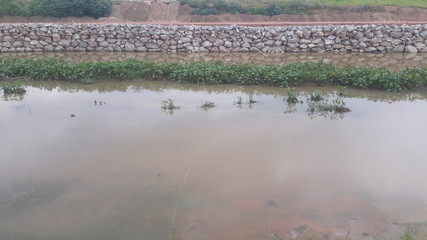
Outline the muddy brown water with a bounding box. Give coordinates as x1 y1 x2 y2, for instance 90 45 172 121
1 80 427 240
1 52 427 70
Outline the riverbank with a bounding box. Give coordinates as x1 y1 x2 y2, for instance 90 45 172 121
1 23 427 53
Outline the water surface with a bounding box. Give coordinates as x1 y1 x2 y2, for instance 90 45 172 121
1 81 427 240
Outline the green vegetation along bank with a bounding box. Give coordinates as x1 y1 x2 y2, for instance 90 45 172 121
178 0 427 16
0 0 111 18
1 58 426 92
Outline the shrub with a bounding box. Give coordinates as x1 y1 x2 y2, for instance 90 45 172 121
27 0 112 18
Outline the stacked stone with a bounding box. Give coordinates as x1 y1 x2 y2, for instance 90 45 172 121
1 23 427 53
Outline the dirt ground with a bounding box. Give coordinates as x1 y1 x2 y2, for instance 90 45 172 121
1 2 427 25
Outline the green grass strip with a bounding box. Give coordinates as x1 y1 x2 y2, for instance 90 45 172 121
1 57 426 92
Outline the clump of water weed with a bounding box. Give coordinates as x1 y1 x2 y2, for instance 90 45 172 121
307 97 351 114
1 82 26 94
199 100 216 110
286 88 299 103
161 99 180 115
307 90 324 102
249 95 257 104
161 99 180 110
234 96 243 109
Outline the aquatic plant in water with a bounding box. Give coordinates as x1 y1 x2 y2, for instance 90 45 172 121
161 99 180 111
307 90 324 101
161 99 180 115
199 100 216 110
234 96 243 108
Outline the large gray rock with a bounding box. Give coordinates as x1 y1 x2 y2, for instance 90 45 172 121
125 43 136 51
393 45 405 53
145 42 159 49
202 41 212 48
12 41 23 47
58 40 70 46
405 45 418 53
213 39 224 47
52 34 61 42
44 45 54 51
179 37 191 43
3 36 13 42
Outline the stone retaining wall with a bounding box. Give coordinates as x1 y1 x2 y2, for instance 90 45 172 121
1 23 427 53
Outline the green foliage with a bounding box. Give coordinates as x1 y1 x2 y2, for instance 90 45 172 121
333 66 408 91
27 0 112 18
0 0 27 17
1 58 426 92
267 1 312 16
0 82 26 94
180 0 312 16
184 0 247 15
247 6 269 15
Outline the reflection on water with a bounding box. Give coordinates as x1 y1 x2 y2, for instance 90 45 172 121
1 81 427 240
1 52 427 70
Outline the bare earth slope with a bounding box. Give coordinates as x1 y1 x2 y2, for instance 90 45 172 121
1 2 426 25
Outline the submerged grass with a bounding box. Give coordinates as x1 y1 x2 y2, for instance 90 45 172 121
1 58 427 92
